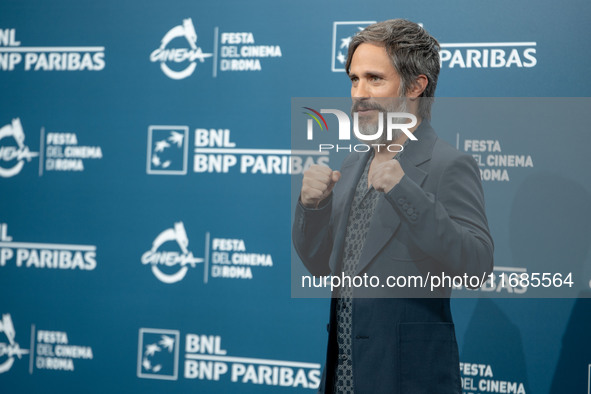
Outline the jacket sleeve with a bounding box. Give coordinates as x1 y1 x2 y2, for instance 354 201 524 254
385 153 494 280
292 196 334 276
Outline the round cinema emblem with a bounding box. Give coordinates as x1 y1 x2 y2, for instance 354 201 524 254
0 118 39 178
141 222 203 284
0 314 29 373
149 18 212 80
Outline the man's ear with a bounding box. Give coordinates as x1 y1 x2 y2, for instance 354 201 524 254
407 74 428 99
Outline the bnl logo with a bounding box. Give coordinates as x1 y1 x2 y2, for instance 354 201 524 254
331 21 375 72
137 328 180 380
147 126 189 175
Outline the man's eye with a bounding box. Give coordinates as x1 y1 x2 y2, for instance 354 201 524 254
370 76 381 82
350 77 358 83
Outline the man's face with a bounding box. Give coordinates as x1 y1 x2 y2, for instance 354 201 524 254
349 43 406 143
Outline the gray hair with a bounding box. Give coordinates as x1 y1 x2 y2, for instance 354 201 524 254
345 19 440 119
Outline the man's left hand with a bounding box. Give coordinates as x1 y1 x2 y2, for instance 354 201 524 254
369 159 405 193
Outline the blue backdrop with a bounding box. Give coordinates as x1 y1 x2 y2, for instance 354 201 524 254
1 0 590 393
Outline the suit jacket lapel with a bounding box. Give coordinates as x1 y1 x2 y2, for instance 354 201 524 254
355 121 437 275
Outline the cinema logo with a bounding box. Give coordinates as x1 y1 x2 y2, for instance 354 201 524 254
141 222 203 284
141 223 274 283
0 118 38 178
303 107 418 153
0 314 29 374
137 328 321 389
0 223 97 271
440 42 536 69
0 28 105 72
0 118 103 177
147 126 328 175
150 18 212 80
0 313 93 374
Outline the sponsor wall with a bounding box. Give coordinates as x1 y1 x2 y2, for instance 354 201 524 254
1 1 590 393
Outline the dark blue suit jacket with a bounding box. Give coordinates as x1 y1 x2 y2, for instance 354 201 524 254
293 121 494 393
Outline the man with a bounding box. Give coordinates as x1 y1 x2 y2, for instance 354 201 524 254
292 19 493 393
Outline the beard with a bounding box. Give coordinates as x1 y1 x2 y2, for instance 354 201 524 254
351 97 409 145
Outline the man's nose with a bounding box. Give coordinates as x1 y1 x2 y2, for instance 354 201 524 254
352 80 370 98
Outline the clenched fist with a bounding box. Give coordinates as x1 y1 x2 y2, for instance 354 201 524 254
369 159 405 193
300 165 341 208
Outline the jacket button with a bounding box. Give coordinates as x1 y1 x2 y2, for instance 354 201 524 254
411 214 418 220
403 203 409 210
397 198 405 205
407 208 414 215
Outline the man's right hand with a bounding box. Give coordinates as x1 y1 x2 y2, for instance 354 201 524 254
300 165 341 208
